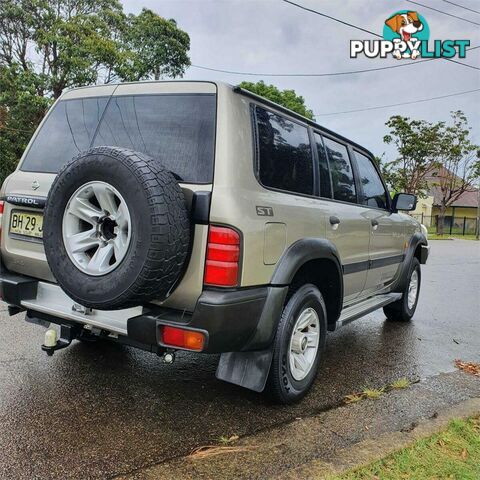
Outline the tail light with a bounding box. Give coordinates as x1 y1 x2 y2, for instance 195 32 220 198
161 326 205 351
204 225 240 287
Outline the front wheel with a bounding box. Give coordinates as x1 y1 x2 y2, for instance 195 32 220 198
384 258 421 322
265 284 327 404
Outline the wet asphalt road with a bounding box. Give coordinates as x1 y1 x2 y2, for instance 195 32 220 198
0 240 479 479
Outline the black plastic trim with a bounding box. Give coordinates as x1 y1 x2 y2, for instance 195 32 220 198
191 191 211 225
343 254 405 275
128 286 272 353
271 237 343 286
420 244 429 264
343 260 370 275
0 263 38 306
4 195 46 209
391 232 428 292
371 254 405 269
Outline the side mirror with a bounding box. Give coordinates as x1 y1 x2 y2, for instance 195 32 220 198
392 193 417 212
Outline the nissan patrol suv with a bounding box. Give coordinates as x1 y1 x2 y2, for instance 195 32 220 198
0 81 429 404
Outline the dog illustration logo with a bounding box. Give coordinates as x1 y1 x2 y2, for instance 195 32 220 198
384 10 429 59
351 11 469 60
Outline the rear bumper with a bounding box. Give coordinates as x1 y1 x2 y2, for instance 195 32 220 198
0 264 286 353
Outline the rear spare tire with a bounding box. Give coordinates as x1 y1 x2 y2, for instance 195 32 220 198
43 146 190 310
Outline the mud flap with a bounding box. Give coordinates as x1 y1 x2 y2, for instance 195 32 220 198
216 349 273 392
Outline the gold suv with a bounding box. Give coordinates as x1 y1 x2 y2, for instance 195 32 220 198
0 81 429 403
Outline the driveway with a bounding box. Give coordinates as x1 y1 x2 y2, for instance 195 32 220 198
0 239 479 479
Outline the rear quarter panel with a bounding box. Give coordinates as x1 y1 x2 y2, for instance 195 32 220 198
209 85 328 287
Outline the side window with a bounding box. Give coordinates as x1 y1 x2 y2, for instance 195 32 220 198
313 132 332 198
255 106 313 195
354 151 389 209
323 137 357 203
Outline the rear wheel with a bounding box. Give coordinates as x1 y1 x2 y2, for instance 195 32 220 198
265 284 327 404
384 258 421 322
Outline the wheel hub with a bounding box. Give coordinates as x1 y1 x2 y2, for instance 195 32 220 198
98 216 117 241
288 307 320 381
407 269 419 309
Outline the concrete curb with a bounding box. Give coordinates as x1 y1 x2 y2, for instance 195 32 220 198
281 397 480 479
118 371 479 480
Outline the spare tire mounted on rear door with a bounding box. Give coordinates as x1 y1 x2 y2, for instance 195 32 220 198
43 146 191 310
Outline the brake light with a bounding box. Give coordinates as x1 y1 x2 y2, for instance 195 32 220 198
204 225 240 287
162 326 205 351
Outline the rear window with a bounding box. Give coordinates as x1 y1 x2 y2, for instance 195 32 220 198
255 106 313 196
21 94 216 183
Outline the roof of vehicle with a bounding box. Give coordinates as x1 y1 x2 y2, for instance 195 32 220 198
62 80 375 159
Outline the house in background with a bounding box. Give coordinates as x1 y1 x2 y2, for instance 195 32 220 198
410 165 479 233
412 188 478 226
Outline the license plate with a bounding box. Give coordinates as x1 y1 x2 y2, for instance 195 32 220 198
9 210 44 239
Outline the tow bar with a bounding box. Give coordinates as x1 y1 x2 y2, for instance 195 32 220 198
41 324 78 356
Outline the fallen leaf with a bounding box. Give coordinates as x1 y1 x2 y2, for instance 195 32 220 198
455 359 480 376
189 445 257 460
461 448 468 460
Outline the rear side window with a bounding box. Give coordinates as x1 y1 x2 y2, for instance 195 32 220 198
21 94 216 183
313 132 332 198
323 137 357 203
354 151 388 209
21 97 109 173
255 106 313 195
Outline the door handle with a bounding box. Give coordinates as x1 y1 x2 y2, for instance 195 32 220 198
371 219 379 230
329 216 340 230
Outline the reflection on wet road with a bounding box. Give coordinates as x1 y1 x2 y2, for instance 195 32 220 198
0 240 478 479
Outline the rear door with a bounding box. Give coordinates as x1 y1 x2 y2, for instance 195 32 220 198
352 150 406 295
315 134 371 304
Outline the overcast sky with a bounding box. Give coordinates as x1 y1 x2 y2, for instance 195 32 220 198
123 0 479 160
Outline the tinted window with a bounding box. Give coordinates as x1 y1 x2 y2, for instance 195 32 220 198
323 137 357 203
255 107 313 195
314 133 332 198
21 94 216 183
355 151 388 209
21 97 108 173
94 94 216 183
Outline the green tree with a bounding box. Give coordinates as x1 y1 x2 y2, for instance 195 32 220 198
121 9 190 81
0 65 51 184
430 111 479 235
0 0 191 185
382 115 441 197
239 81 314 119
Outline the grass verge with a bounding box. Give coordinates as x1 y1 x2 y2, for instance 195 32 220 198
330 416 480 480
428 234 478 241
